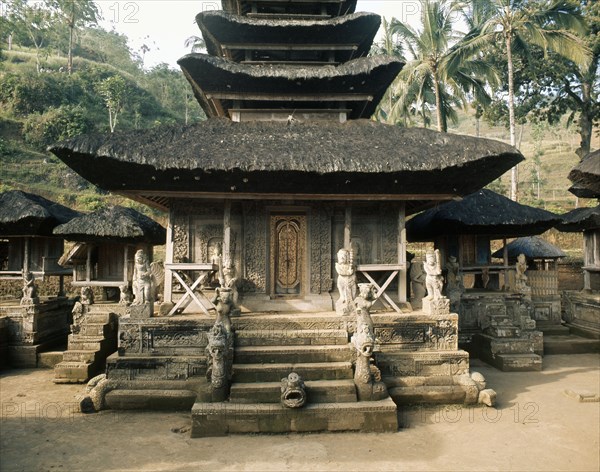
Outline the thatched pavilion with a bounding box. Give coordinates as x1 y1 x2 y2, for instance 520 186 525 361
0 190 80 297
53 205 165 299
0 190 79 367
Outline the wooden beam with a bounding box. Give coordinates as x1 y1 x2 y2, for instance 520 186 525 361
205 92 373 102
222 43 358 51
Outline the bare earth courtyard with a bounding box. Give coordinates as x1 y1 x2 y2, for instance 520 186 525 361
0 354 598 472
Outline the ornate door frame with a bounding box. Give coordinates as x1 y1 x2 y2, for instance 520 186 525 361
269 211 308 298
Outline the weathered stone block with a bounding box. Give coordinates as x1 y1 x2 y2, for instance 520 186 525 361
422 297 450 315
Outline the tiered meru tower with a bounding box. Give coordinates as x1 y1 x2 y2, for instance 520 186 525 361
50 0 523 436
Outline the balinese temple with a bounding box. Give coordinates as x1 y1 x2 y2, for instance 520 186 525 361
406 189 561 370
0 190 80 367
50 1 522 435
559 150 599 340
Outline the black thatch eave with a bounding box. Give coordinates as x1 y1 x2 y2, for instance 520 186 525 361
557 205 600 232
196 11 380 62
177 54 404 119
52 205 166 245
0 190 80 236
221 0 358 17
48 119 523 208
491 236 566 261
406 189 561 242
568 150 600 199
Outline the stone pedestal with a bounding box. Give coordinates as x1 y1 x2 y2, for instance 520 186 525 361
562 291 600 339
128 302 153 319
422 297 450 315
0 298 73 367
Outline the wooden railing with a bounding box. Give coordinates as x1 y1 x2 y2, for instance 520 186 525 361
527 270 559 297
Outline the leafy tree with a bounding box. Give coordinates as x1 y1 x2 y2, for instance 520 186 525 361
96 75 128 132
23 104 92 148
458 0 592 200
184 35 205 53
5 0 58 73
389 0 498 132
52 0 101 74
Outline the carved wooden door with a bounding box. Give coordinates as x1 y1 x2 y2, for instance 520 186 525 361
270 214 306 296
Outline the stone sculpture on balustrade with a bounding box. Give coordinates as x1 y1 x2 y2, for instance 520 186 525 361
351 283 388 401
335 248 357 316
20 271 39 306
409 257 427 309
445 255 464 312
423 249 450 315
129 249 154 318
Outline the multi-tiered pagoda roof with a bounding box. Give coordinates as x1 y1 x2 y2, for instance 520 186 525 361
50 0 523 211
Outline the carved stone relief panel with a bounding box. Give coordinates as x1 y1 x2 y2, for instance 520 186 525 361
310 205 333 294
242 202 267 293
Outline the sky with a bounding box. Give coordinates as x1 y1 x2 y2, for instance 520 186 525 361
96 0 425 69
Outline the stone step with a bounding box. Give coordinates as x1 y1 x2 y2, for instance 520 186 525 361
229 379 357 404
478 334 543 356
486 326 521 338
235 329 348 346
234 344 351 364
79 323 112 337
537 324 571 336
83 312 113 323
191 397 398 436
543 335 600 355
105 389 197 411
232 361 353 382
68 338 104 351
62 349 98 363
53 361 96 383
492 353 542 372
37 350 64 368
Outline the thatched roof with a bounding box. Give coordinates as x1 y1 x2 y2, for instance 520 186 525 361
196 11 380 63
557 205 600 232
221 0 358 17
491 236 566 261
568 150 600 198
0 190 80 236
406 189 561 241
178 54 404 119
49 118 523 211
53 206 165 244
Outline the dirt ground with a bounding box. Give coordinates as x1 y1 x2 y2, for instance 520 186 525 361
1 354 599 472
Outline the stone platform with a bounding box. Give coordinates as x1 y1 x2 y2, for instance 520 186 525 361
82 310 492 436
562 291 600 339
0 297 73 367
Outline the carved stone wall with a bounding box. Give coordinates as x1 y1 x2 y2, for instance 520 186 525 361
374 314 459 351
309 205 333 294
242 202 267 292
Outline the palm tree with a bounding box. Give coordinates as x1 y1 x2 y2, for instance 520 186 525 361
389 0 498 132
184 35 205 53
456 0 591 200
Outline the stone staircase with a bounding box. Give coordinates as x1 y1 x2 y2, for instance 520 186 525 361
54 309 118 383
539 324 600 355
477 309 543 372
191 318 398 436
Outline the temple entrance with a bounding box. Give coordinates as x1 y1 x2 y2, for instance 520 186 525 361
270 213 307 297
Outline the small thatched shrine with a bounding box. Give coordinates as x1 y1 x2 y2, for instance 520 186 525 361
407 189 562 370
559 204 600 339
49 0 522 435
0 190 80 367
568 150 600 199
54 205 166 298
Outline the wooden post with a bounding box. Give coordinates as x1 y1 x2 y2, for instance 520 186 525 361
164 208 174 304
86 245 92 282
223 201 232 262
503 237 509 290
398 203 407 303
23 237 30 273
123 245 129 283
344 205 351 249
